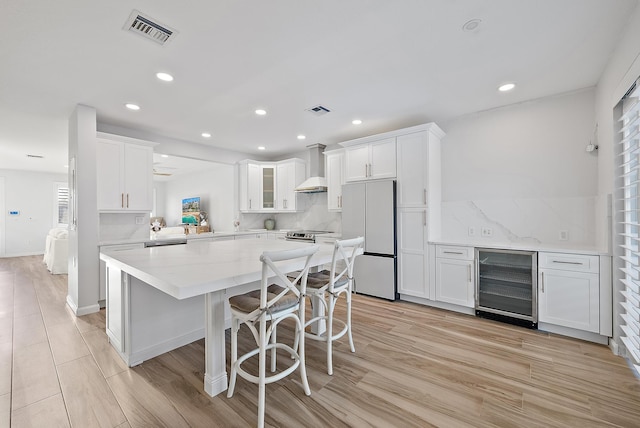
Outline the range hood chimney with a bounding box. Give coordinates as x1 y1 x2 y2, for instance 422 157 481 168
295 143 327 193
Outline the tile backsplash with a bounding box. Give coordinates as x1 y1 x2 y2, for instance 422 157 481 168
238 193 341 233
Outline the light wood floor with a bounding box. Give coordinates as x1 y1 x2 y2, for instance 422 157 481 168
2 255 640 427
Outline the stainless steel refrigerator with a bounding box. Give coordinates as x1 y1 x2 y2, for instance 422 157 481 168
341 179 397 300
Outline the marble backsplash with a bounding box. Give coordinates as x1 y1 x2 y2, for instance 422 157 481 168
99 212 150 242
441 197 597 247
238 193 341 233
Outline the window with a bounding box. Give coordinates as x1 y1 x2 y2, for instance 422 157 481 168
54 182 69 227
616 80 640 374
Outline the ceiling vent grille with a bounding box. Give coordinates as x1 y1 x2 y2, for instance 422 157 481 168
305 105 331 116
124 10 177 45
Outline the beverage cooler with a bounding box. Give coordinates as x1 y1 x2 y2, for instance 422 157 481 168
475 248 538 328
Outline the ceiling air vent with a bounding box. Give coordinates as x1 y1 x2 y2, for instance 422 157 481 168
123 10 177 45
305 105 331 116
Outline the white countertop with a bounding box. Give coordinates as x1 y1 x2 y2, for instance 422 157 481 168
429 240 610 256
99 238 334 300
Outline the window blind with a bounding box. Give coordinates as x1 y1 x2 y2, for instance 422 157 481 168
56 185 69 226
618 83 640 373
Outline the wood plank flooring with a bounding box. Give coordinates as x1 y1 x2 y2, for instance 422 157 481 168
2 255 640 427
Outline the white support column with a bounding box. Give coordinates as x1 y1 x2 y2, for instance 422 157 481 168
67 104 100 315
204 290 229 396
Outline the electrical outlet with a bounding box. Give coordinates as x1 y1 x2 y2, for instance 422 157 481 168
468 227 476 237
135 216 145 225
559 230 568 241
481 227 493 237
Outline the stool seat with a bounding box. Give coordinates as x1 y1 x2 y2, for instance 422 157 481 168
229 285 298 313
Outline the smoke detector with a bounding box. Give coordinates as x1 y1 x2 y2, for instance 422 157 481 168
124 10 177 45
305 105 331 116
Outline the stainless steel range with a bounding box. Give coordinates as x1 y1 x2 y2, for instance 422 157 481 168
285 230 332 243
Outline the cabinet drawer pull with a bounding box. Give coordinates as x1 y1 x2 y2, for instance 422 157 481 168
443 251 464 255
552 260 583 265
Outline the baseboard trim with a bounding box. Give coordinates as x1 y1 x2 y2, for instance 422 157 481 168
127 328 205 367
66 295 100 316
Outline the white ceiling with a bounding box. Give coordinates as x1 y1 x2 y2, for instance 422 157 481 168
0 0 637 174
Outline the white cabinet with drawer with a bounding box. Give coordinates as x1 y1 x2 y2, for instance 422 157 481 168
538 252 600 333
435 245 475 308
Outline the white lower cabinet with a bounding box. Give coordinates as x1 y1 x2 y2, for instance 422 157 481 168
434 245 474 308
538 252 600 333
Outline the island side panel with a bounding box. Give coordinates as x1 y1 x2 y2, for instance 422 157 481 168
127 275 205 366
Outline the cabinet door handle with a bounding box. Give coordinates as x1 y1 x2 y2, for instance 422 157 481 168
121 193 124 208
126 193 129 208
541 272 544 292
423 210 426 226
468 264 472 282
284 199 287 209
423 189 427 205
249 199 252 209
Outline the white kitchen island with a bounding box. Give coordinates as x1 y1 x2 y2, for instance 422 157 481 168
99 238 333 397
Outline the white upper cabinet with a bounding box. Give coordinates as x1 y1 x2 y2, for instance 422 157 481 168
324 149 344 211
276 159 305 212
96 138 153 212
344 138 396 182
238 161 262 212
238 158 305 213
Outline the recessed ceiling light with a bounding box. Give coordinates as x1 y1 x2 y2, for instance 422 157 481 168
352 119 362 125
255 109 267 116
297 135 306 140
156 72 174 82
258 146 266 151
498 83 516 92
462 18 482 32
160 154 169 158
125 103 140 111
64 165 68 168
201 132 211 138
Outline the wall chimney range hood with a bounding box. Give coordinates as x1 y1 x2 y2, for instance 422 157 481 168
295 143 327 193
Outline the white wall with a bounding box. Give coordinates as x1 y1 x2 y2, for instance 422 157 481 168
439 89 598 247
594 5 640 354
0 169 67 257
158 163 236 233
